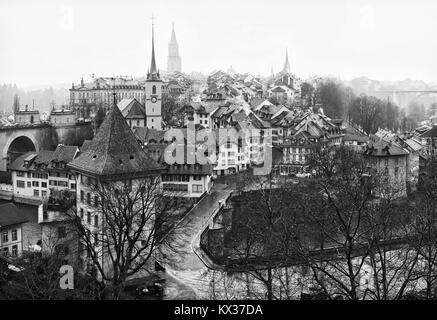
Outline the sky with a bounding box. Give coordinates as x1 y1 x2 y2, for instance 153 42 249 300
1 0 436 88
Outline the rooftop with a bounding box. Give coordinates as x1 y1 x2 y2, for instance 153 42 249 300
0 203 29 228
68 104 165 178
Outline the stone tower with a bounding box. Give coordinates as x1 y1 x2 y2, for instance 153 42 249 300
145 21 163 130
167 22 182 73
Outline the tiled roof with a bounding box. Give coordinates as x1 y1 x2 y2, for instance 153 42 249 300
134 127 166 144
33 150 55 165
0 203 29 228
364 139 409 157
81 140 93 152
68 104 165 178
125 100 146 119
8 152 37 171
52 145 78 163
421 126 437 138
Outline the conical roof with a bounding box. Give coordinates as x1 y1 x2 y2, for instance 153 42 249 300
68 104 164 179
170 22 177 44
147 22 160 81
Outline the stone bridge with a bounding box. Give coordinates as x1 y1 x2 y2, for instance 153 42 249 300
0 122 93 172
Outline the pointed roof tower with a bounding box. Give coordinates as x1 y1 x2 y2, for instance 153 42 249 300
68 103 164 179
147 17 160 81
281 49 290 74
170 22 177 44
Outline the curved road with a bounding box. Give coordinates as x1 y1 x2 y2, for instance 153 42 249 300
163 183 232 299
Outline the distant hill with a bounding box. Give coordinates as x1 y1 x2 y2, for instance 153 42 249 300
0 84 69 115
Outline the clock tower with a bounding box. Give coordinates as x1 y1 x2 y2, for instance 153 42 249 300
145 20 162 130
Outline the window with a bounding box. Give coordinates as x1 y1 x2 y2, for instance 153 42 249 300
41 182 47 188
94 195 98 207
33 189 39 197
87 211 91 224
3 248 8 257
27 172 31 178
16 180 25 188
16 172 25 177
12 229 17 241
94 214 98 227
94 233 98 246
80 208 84 219
58 226 66 239
193 175 201 181
192 184 203 193
137 120 140 126
71 183 76 190
42 190 47 197
152 85 156 94
87 193 91 205
32 181 39 187
27 181 31 188
11 245 17 257
2 231 8 243
80 190 84 201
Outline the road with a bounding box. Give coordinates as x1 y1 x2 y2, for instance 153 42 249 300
162 183 232 299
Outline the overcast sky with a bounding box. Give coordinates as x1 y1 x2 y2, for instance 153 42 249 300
1 0 436 88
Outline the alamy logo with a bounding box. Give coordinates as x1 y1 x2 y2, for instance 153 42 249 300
162 123 273 175
59 265 74 290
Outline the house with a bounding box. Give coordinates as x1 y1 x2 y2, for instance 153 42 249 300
267 85 297 105
183 103 217 129
134 127 214 198
9 145 79 205
117 98 147 130
279 131 317 176
0 203 29 258
363 139 409 198
38 188 78 264
420 125 437 156
14 105 40 125
212 129 250 176
50 107 76 126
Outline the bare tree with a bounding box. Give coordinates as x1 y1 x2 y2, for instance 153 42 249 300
69 175 180 299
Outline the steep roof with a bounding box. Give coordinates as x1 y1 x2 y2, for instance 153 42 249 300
68 104 165 179
0 203 29 228
421 125 437 138
117 98 136 115
51 145 79 163
81 140 93 152
8 152 37 171
133 127 166 144
364 139 409 157
125 100 146 119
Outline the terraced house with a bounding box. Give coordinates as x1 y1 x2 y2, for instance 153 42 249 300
9 144 79 204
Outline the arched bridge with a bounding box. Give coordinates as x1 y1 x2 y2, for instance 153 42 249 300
376 90 437 109
0 122 93 172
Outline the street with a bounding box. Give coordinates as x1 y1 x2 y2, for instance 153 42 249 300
162 182 232 299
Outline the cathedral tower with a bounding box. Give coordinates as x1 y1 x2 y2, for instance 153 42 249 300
145 20 163 130
281 49 290 74
167 22 182 73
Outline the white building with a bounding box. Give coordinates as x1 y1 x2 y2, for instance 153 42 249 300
0 203 28 259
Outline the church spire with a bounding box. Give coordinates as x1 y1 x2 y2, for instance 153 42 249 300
281 49 290 74
148 16 159 80
170 22 177 44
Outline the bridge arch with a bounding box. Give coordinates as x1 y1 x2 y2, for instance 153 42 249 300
3 133 39 170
